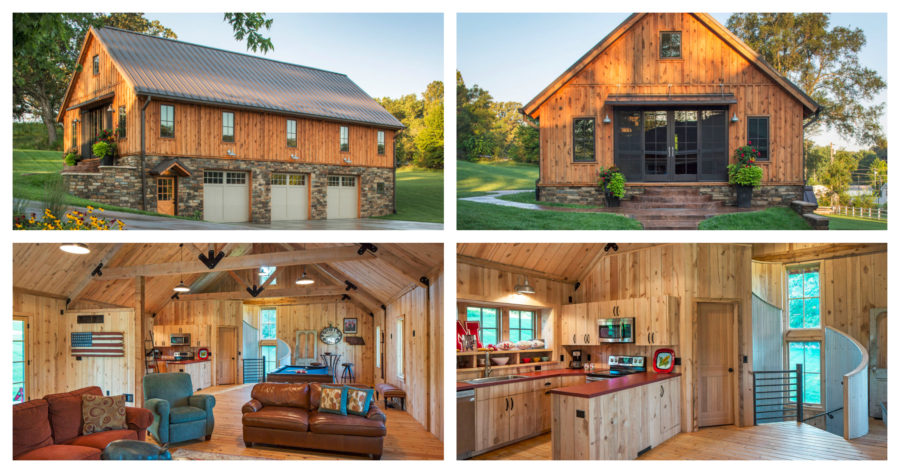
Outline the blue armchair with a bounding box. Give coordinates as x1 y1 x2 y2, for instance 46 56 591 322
143 372 215 445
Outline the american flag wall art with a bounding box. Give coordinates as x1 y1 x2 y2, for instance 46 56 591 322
71 332 125 357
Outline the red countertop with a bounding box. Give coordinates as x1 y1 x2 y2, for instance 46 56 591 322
456 368 588 390
164 359 210 365
549 372 681 398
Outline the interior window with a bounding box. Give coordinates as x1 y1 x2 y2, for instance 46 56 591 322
660 31 682 58
375 326 382 368
786 264 821 329
787 341 822 404
396 319 404 378
573 118 595 162
466 306 499 346
508 310 535 343
13 318 26 403
260 307 277 340
259 266 277 286
260 345 277 374
748 117 770 160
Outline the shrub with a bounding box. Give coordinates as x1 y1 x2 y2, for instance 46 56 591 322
727 142 763 187
64 152 79 166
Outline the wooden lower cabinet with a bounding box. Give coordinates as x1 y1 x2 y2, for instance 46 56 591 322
168 361 212 391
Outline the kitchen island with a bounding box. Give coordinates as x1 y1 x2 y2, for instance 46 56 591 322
551 372 681 460
165 359 212 391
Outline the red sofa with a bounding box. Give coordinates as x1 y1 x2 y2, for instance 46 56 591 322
13 386 154 460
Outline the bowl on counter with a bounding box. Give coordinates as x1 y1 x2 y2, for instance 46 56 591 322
491 356 510 366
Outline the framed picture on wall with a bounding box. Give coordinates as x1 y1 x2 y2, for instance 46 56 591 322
343 318 358 334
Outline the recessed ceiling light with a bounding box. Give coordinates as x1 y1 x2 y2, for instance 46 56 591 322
59 243 90 254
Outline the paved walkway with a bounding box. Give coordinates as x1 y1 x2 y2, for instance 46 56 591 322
460 190 600 213
20 200 442 231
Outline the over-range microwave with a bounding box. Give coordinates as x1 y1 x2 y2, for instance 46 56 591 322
597 317 635 343
170 334 191 345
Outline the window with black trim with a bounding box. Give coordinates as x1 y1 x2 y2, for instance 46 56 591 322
71 120 78 148
286 119 297 147
377 130 385 155
117 106 126 138
377 182 386 194
160 104 175 138
222 111 234 142
340 126 349 152
660 32 682 58
748 117 770 161
92 55 99 75
573 118 595 162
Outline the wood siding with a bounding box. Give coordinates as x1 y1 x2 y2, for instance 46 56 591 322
535 13 805 185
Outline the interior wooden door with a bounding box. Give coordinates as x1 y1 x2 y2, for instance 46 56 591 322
697 302 735 427
156 177 176 215
216 326 237 385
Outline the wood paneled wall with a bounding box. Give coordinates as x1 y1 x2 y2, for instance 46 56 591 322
536 13 805 185
13 291 137 403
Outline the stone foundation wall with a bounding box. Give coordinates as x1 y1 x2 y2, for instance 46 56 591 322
537 183 803 207
694 184 803 207
537 185 606 206
64 155 395 223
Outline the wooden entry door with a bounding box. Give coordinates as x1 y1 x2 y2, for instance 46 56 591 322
697 302 735 427
216 326 237 385
157 177 176 215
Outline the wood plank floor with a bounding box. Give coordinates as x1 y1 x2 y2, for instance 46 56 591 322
473 419 887 460
161 384 443 460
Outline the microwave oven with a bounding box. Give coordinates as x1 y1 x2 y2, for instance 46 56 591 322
597 317 635 343
170 334 191 345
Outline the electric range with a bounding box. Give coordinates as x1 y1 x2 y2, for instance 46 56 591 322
586 355 646 381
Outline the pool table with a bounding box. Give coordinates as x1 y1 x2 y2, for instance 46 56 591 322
267 365 334 384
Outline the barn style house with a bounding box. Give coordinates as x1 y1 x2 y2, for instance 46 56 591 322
522 13 820 209
58 27 403 223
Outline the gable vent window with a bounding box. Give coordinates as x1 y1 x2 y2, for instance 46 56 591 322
660 31 682 59
76 315 105 324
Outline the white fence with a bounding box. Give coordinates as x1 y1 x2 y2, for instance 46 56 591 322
820 206 887 221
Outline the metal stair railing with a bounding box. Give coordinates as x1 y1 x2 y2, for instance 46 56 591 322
752 363 803 425
243 357 266 384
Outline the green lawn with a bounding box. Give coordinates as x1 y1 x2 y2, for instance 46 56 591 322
457 159 538 197
698 207 813 230
374 167 443 223
825 213 887 230
458 200 642 230
497 191 601 209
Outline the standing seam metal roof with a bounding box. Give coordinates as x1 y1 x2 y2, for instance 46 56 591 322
94 27 403 129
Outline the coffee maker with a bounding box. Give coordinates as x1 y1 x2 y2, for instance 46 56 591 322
569 349 583 369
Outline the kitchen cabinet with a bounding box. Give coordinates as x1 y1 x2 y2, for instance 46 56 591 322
560 303 596 345
168 361 212 391
152 326 170 347
538 378 560 431
635 295 679 346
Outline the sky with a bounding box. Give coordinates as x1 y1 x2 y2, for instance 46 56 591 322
145 13 443 99
458 13 887 150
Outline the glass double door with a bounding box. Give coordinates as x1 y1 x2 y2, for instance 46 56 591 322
642 110 698 181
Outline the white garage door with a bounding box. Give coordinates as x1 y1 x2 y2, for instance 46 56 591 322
203 171 249 222
270 173 308 221
326 175 358 219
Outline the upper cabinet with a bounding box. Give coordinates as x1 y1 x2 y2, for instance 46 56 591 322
634 295 679 346
561 295 679 346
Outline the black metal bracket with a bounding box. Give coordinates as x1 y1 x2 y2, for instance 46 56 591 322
369 312 374 317
604 243 619 252
91 262 104 277
420 276 430 286
380 304 386 311
65 298 71 309
171 293 180 300
341 294 351 301
246 285 264 297
357 243 378 255
344 280 358 291
198 250 225 269
151 313 157 319
574 281 581 291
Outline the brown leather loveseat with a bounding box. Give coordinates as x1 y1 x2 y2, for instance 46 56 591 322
13 386 153 460
242 382 386 459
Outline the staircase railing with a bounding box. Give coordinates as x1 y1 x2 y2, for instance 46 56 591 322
243 357 266 384
752 363 803 424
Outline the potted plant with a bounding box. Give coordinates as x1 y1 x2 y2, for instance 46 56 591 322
598 166 626 207
92 129 118 165
63 148 80 167
727 142 763 208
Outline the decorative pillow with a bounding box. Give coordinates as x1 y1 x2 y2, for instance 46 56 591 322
346 387 374 416
318 385 347 415
82 393 127 434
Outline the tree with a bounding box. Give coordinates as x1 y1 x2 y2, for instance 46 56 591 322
98 13 177 38
818 150 859 205
509 124 540 164
869 158 887 191
456 71 499 160
727 13 885 146
415 81 444 169
224 13 274 53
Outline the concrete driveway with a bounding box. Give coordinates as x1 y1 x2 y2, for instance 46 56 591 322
19 201 443 231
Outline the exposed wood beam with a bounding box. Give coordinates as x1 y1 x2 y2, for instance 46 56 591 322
261 267 283 288
178 285 346 301
241 295 345 306
456 254 571 283
575 248 608 286
186 243 253 293
373 247 430 287
752 243 887 263
67 243 124 306
317 263 385 311
96 247 374 280
14 286 68 300
68 298 132 310
133 277 146 408
227 270 252 289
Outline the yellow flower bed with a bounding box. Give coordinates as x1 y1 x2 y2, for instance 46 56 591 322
13 206 125 230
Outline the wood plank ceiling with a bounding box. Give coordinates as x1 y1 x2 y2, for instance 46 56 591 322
13 243 442 313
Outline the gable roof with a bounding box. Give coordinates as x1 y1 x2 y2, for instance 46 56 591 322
61 27 402 129
521 13 819 118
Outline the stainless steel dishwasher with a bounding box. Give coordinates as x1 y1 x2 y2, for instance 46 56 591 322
457 389 476 459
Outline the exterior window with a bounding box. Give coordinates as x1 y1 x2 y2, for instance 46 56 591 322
271 173 286 186
787 264 820 329
289 174 305 186
340 126 349 152
787 341 822 404
660 32 682 58
160 104 174 138
573 118 595 162
117 106 126 138
204 170 223 184
260 307 277 340
466 306 498 346
92 55 99 75
342 176 355 187
748 117 770 161
13 318 26 403
222 112 235 142
71 120 78 149
508 310 535 343
328 175 341 186
377 130 385 155
377 182 386 195
286 119 297 147
226 172 246 185
396 318 404 378
260 345 277 374
259 265 277 285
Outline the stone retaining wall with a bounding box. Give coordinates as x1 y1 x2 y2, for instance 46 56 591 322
537 183 803 207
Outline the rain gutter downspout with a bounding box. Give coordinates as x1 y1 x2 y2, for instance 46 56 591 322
140 96 152 211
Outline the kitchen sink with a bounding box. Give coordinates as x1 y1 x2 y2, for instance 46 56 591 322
464 375 529 384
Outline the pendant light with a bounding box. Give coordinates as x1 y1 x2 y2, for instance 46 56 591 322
515 276 535 295
59 243 90 254
173 243 190 293
296 265 315 285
